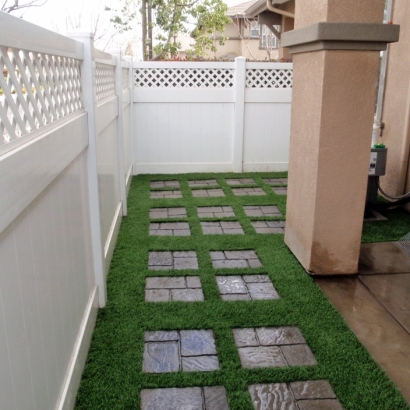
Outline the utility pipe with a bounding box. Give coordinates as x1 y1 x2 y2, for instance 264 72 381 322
374 0 394 140
266 0 295 19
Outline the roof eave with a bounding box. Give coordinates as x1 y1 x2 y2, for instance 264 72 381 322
245 0 290 18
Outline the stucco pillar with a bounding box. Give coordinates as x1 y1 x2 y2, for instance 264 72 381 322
281 0 399 275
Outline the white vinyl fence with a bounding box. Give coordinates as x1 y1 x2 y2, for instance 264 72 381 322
132 59 292 173
0 13 132 410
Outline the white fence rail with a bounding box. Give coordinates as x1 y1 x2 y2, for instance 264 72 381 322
0 14 132 410
132 59 292 174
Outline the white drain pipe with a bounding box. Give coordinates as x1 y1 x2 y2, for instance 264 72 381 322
266 0 295 18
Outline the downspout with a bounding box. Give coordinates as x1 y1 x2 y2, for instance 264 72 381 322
266 0 295 19
373 0 394 144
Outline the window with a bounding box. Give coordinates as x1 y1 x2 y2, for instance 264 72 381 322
250 21 259 38
260 25 279 49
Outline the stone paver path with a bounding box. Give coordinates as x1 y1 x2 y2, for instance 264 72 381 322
143 330 219 373
233 327 317 369
150 190 182 199
197 206 235 218
188 179 218 187
251 221 286 234
141 386 229 410
243 205 282 217
249 380 342 410
210 250 262 269
217 275 279 301
263 178 288 186
226 178 256 185
148 251 198 270
201 221 244 235
272 187 287 195
192 188 225 197
232 187 266 196
150 180 180 188
149 222 190 236
150 207 187 219
145 276 204 302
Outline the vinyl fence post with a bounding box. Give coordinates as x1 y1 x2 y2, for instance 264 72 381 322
233 56 246 173
123 56 135 179
68 31 106 308
109 49 128 216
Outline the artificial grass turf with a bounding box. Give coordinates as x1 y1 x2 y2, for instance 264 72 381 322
75 172 409 410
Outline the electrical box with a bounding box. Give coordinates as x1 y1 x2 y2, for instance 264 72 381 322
369 148 387 176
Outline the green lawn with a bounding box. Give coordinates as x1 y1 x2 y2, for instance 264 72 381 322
75 172 409 410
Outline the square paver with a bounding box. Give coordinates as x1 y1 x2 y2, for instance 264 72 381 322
263 178 288 186
249 381 342 410
150 207 187 219
141 386 229 410
226 178 256 185
197 206 235 218
188 179 218 187
201 221 244 235
150 190 183 199
272 187 287 195
233 327 317 369
143 330 219 373
150 180 180 188
149 222 191 236
145 276 204 302
217 275 279 301
251 221 285 234
148 251 198 270
232 188 266 196
243 205 282 217
210 250 262 269
192 189 225 197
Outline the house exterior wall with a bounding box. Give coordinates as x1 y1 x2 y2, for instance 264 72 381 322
381 0 410 204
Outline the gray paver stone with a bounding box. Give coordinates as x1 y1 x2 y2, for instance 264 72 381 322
173 229 191 236
180 330 217 356
210 251 225 260
232 328 259 347
149 211 168 219
192 190 208 197
173 251 197 258
224 228 244 235
145 289 170 302
213 259 249 269
149 252 173 266
220 221 241 229
182 356 220 372
238 346 288 369
244 210 263 217
149 265 172 271
254 227 284 234
143 342 180 373
150 223 160 229
221 294 251 301
160 222 189 229
289 380 337 400
225 250 258 260
204 386 229 410
202 226 224 235
248 383 297 410
186 276 202 288
297 400 343 410
168 207 187 217
149 230 172 236
248 282 279 300
144 331 179 342
171 289 204 302
217 276 247 294
208 189 225 197
248 259 262 268
174 257 199 270
141 387 203 410
243 275 270 283
256 327 306 346
281 345 317 366
146 277 186 289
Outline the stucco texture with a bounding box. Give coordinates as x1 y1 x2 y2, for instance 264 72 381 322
381 0 410 200
285 50 380 274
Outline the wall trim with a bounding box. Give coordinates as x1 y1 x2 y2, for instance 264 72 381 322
56 286 99 410
282 22 400 54
104 202 123 278
126 165 133 194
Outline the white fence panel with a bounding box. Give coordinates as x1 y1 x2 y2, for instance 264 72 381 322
132 60 292 174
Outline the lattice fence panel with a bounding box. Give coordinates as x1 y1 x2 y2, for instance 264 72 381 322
134 68 234 88
0 46 83 145
95 63 116 100
246 69 293 88
122 67 129 89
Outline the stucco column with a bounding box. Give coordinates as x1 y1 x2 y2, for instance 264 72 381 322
281 0 399 275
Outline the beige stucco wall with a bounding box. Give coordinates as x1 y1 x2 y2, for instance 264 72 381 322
295 0 384 28
381 0 410 202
